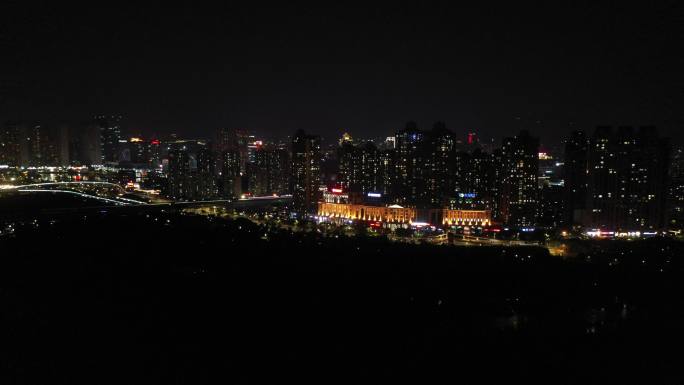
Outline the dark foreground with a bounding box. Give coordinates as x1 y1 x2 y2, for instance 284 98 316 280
1 213 684 384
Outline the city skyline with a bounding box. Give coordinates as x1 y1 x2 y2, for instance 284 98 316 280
3 4 684 382
2 117 678 233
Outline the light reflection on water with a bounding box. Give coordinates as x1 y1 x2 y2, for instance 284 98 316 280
491 303 634 334
494 314 526 331
583 303 634 334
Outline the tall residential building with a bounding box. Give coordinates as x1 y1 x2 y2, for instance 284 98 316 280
392 121 465 209
337 139 357 192
270 143 291 195
585 126 616 227
56 124 70 166
534 147 565 228
130 137 150 165
166 140 216 200
196 147 217 199
485 149 503 221
62 122 102 166
428 122 456 207
216 128 250 174
358 142 381 195
96 115 122 164
377 148 396 197
538 184 565 229
216 128 254 196
563 131 589 226
337 137 381 196
220 149 242 199
457 148 497 211
149 139 162 168
167 144 191 200
668 146 684 230
25 124 63 167
499 130 539 227
215 127 236 152
0 122 22 167
291 130 321 215
394 122 429 207
249 143 291 196
582 126 669 230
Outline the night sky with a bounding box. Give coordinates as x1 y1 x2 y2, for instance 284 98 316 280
1 3 683 145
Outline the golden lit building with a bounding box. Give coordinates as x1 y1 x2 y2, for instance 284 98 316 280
318 202 416 224
317 202 491 227
440 209 491 227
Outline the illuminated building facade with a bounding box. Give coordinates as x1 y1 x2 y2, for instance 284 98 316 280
317 202 491 228
323 189 349 204
440 208 491 227
318 202 416 225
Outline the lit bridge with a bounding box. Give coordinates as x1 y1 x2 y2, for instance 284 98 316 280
0 183 292 220
5 181 126 194
1 182 142 205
